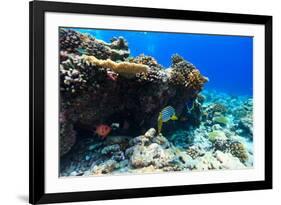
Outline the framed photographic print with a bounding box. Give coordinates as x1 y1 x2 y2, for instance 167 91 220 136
29 0 272 204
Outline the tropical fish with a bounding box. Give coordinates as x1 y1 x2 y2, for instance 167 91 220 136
158 106 178 133
161 106 178 122
95 124 112 139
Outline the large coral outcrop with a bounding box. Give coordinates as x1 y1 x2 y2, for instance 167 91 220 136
168 54 208 90
59 29 208 156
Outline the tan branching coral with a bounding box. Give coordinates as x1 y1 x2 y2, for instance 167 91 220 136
169 70 186 86
131 54 159 67
186 69 208 90
82 55 149 78
168 54 208 91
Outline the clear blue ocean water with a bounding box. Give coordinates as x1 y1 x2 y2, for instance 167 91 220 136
73 28 253 96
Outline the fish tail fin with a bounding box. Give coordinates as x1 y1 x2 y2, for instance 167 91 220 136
171 114 178 121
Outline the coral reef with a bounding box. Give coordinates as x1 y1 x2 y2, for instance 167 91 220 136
59 29 207 156
186 145 204 159
168 54 208 90
59 29 130 61
228 141 248 162
59 29 253 176
213 116 229 126
60 89 253 176
212 103 227 114
208 130 227 142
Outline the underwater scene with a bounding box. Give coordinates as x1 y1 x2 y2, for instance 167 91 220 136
59 28 253 177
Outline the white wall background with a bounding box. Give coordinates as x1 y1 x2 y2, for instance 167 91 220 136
0 0 279 204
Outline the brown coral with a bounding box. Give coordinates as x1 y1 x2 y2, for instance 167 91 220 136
60 28 130 61
168 54 208 90
82 55 149 78
186 69 208 90
229 141 248 163
186 145 204 159
131 54 160 68
212 103 227 114
169 70 186 86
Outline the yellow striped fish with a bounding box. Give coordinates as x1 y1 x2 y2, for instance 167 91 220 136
158 106 178 133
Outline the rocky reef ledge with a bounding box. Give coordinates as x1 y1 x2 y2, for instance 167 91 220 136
59 28 208 156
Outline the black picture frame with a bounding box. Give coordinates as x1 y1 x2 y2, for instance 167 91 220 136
29 1 272 204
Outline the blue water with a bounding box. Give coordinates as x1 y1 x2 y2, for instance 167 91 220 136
73 28 253 96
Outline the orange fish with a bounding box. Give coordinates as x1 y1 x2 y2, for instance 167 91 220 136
95 124 112 139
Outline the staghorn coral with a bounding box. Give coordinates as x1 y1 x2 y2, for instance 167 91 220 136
82 55 149 78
